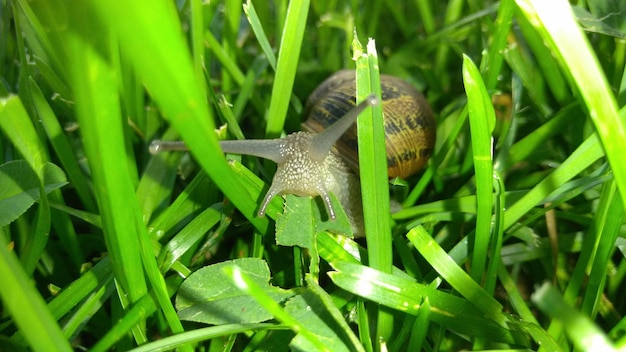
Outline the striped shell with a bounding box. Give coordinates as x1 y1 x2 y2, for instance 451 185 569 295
303 70 436 179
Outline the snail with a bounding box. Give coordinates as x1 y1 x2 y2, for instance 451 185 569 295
150 70 436 235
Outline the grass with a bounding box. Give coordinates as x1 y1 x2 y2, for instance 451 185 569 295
1 0 626 351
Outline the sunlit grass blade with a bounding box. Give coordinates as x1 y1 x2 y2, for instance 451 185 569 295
224 264 329 351
532 283 618 351
328 261 523 345
90 0 269 233
516 0 626 204
68 31 147 307
504 133 604 229
0 235 72 352
29 78 96 212
89 293 158 352
462 54 495 282
244 0 277 71
264 0 310 137
407 226 506 326
354 37 391 272
354 35 394 343
127 323 287 352
580 180 623 316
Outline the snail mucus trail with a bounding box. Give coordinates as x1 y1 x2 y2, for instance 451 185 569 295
150 94 380 229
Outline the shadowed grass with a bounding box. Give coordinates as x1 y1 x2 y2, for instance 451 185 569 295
0 0 624 351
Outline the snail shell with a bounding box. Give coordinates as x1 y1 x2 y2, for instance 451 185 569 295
303 70 436 179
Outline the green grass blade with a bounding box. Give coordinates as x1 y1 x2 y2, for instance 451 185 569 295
354 36 395 343
328 261 522 345
90 0 269 232
29 78 96 212
462 54 495 282
504 133 604 229
355 38 391 273
532 283 617 351
581 180 623 316
0 236 72 352
189 0 206 96
90 293 158 352
205 30 245 85
224 264 329 351
407 226 506 327
47 257 114 320
244 0 277 71
0 95 52 274
264 0 310 137
68 32 147 305
516 0 626 205
481 0 514 89
129 324 288 352
157 205 222 272
0 95 46 179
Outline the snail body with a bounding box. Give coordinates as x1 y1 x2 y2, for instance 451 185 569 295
150 71 436 235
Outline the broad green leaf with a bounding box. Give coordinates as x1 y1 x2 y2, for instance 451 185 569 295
0 160 67 227
276 194 352 249
0 95 47 179
176 258 294 324
285 287 357 352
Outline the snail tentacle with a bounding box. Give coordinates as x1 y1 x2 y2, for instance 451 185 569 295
220 139 285 163
310 94 379 160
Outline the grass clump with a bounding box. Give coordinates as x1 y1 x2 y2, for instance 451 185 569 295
1 0 625 351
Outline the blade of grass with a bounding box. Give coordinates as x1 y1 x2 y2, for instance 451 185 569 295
407 297 430 351
481 0 514 89
244 0 277 71
67 29 147 306
205 30 245 85
328 261 522 345
504 133 604 230
127 323 287 352
403 106 469 207
0 235 72 352
407 226 506 327
90 0 269 233
29 78 96 212
462 54 495 282
581 180 623 316
264 0 310 137
354 35 395 344
516 0 626 206
47 257 114 321
89 292 158 352
221 0 242 101
532 283 617 351
354 37 391 273
64 5 191 345
225 264 328 351
484 171 505 294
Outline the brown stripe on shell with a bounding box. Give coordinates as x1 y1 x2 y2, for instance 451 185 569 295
304 70 436 179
